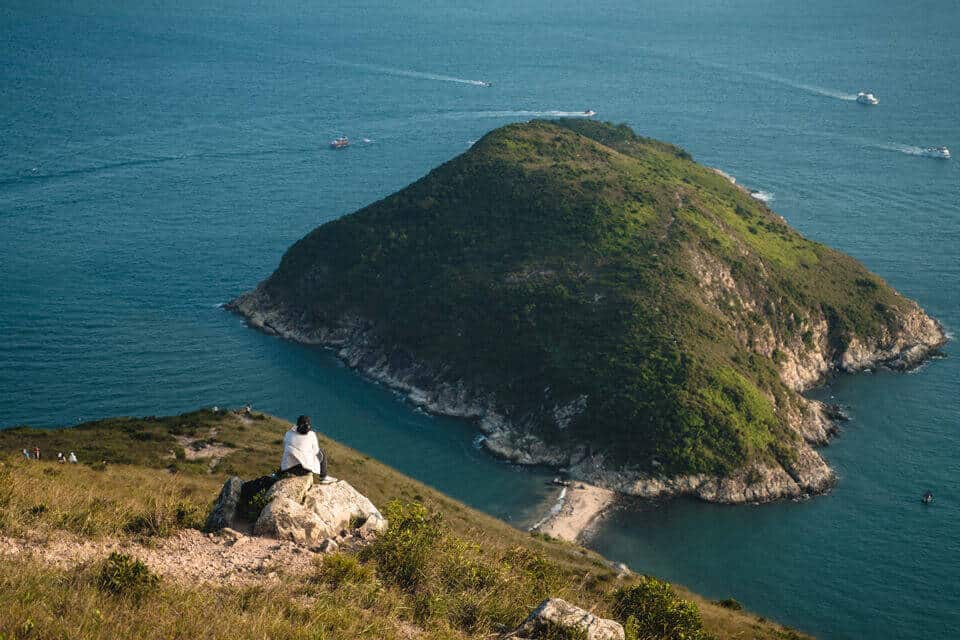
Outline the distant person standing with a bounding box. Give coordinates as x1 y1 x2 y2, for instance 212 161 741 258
281 415 332 482
32 446 40 461
22 449 30 460
57 452 65 464
68 451 78 464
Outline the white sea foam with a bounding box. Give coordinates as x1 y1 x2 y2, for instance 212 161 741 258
750 190 775 202
530 487 567 531
472 434 487 450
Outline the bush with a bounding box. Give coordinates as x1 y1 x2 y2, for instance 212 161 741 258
713 597 743 610
360 500 443 590
314 553 374 588
96 552 159 599
614 576 706 640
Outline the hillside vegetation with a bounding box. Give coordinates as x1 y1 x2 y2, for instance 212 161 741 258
0 410 808 640
243 120 941 480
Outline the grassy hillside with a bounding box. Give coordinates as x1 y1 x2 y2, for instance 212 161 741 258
0 409 809 640
253 119 934 477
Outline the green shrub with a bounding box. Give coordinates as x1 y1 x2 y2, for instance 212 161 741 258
95 552 159 599
613 576 706 640
537 620 588 640
360 500 443 590
314 553 374 588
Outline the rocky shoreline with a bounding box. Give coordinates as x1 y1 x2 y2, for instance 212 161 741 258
227 283 946 511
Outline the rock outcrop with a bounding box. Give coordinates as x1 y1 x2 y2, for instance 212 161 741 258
514 598 624 640
253 475 386 546
204 476 242 532
206 474 386 549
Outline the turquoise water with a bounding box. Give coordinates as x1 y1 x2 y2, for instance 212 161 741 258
2 1 958 637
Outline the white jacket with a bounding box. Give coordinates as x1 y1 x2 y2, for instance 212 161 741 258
281 428 323 474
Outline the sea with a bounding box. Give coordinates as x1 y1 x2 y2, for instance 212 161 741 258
2 1 958 637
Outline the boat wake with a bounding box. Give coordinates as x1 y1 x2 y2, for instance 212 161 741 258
872 142 951 159
744 70 858 101
347 62 490 86
450 110 597 119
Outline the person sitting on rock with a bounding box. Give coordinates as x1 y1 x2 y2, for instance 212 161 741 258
281 415 333 483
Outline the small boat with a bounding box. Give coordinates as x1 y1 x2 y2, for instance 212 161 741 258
583 109 597 116
480 81 492 87
922 490 934 505
330 136 350 149
856 91 879 105
921 146 951 159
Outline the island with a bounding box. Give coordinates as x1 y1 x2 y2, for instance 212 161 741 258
230 120 945 509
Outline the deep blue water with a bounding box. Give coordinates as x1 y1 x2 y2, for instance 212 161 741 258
2 1 958 638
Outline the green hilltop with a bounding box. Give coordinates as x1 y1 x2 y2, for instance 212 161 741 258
245 120 942 480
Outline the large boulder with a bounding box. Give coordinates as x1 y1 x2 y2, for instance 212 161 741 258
204 476 243 531
252 475 386 547
516 598 624 640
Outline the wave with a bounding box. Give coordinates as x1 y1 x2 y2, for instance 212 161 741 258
750 190 775 202
344 62 490 86
472 434 487 450
529 487 567 531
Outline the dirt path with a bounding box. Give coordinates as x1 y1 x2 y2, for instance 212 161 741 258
0 528 322 585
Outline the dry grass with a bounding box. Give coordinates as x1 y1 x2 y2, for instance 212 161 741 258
0 409 812 640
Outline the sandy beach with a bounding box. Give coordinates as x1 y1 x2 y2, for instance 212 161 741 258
531 482 617 544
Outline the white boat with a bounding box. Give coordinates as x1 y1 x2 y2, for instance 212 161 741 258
856 91 879 105
330 136 350 149
583 109 597 116
921 146 951 159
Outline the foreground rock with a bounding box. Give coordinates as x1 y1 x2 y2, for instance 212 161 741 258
207 474 386 549
514 598 624 640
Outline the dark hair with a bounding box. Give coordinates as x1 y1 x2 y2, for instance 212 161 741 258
296 415 311 435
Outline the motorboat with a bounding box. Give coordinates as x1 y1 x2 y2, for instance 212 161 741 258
330 136 350 149
583 109 597 116
856 91 879 105
921 146 951 159
480 81 492 87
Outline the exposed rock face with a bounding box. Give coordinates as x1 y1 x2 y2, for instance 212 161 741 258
253 475 386 547
228 281 943 505
204 476 243 532
516 598 624 640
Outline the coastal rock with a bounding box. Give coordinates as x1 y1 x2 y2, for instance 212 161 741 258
516 598 624 640
253 475 385 547
204 476 243 531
